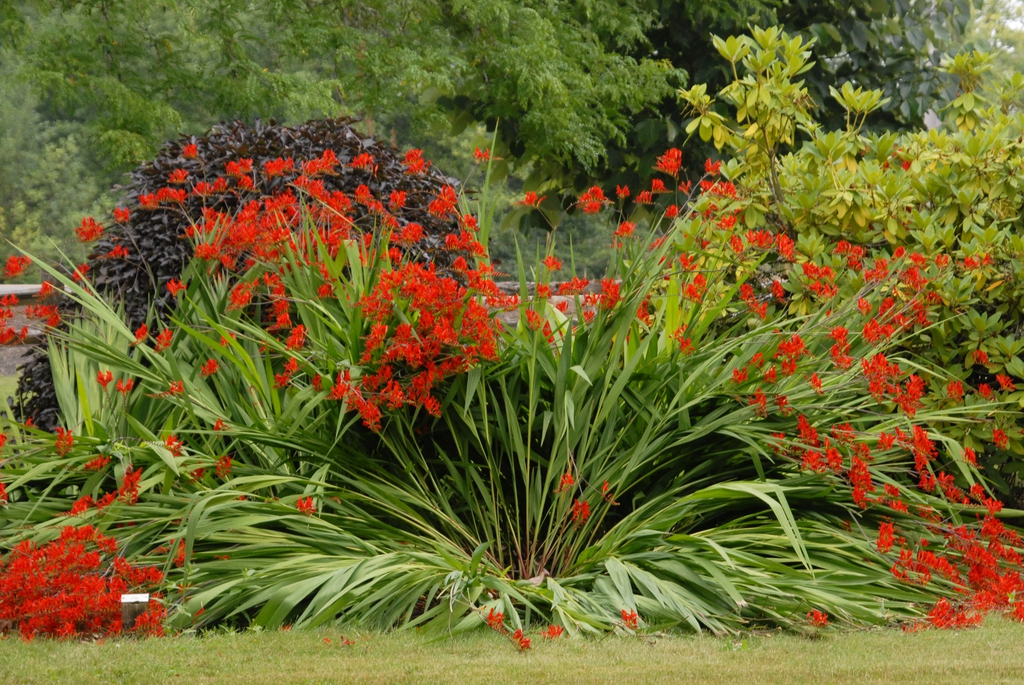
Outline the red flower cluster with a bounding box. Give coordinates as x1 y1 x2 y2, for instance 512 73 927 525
577 186 609 214
541 624 564 638
807 609 829 627
0 294 28 345
75 217 104 242
0 525 164 639
330 261 498 430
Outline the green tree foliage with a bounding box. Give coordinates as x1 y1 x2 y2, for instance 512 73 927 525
0 69 114 273
965 0 1024 76
4 0 978 183
0 0 992 284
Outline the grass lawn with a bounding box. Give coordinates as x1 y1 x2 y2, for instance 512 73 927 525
0 375 17 404
2 617 1024 685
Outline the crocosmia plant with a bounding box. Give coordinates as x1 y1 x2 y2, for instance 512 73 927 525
2 28 1024 641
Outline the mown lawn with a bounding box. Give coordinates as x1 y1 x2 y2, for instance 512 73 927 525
2 617 1024 685
0 375 17 403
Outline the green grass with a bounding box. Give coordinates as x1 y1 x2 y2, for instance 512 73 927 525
0 375 17 403
3 618 1024 684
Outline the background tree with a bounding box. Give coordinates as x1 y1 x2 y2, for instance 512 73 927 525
965 0 1024 76
0 0 984 270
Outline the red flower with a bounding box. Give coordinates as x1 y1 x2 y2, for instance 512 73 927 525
225 158 253 178
927 598 981 630
113 207 130 223
556 277 590 296
993 429 1009 449
577 186 608 214
704 159 722 175
655 148 682 177
615 185 630 199
542 255 562 271
261 157 294 177
97 370 114 389
55 427 74 456
227 281 255 310
156 187 186 204
402 149 429 174
388 190 406 212
107 245 130 259
486 607 505 632
200 359 219 377
296 496 316 516
167 279 186 297
397 222 424 245
154 328 173 352
164 434 184 456
167 169 188 184
996 374 1016 392
511 628 531 651
195 243 219 260
216 455 232 479
946 380 964 401
182 143 198 159
672 326 693 355
877 522 895 554
541 624 564 639
0 525 164 638
286 325 307 350
116 378 134 395
808 373 823 394
807 609 829 627
275 358 299 388
571 498 590 525
4 256 31 278
518 191 546 208
599 278 620 310
556 472 575 494
474 147 491 163
621 609 638 629
349 152 374 170
75 217 104 242
84 455 111 471
614 221 636 238
766 280 785 304
428 185 458 217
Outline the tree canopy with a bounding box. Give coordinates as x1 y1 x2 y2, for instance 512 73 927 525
3 0 980 178
0 0 994 271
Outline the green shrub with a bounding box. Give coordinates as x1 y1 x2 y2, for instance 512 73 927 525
679 27 1024 497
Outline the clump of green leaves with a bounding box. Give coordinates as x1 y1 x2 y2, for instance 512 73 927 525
681 30 1024 497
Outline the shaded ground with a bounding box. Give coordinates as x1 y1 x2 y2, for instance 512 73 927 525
2 617 1024 685
0 345 30 376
